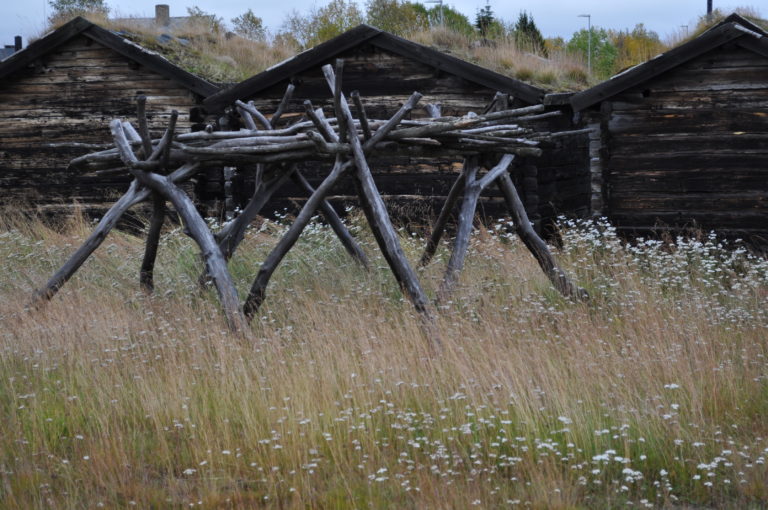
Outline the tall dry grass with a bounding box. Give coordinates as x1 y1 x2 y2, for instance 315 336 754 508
409 27 591 90
0 213 766 508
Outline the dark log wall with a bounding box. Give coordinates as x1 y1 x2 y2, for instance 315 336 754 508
212 43 589 228
599 43 768 237
0 34 202 213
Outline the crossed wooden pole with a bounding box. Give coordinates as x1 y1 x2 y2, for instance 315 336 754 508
32 60 587 336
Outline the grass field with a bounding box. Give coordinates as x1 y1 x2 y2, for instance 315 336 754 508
0 213 766 508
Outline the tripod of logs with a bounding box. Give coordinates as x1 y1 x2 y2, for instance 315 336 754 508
33 60 587 334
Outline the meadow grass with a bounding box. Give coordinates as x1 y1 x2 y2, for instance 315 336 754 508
0 213 766 508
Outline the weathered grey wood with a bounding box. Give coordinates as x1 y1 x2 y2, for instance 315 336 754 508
419 164 468 266
111 119 247 331
270 83 295 127
291 169 369 269
216 167 295 260
425 103 442 117
496 172 588 300
237 104 258 130
328 60 348 142
136 95 153 157
140 193 165 293
322 62 431 317
304 101 339 142
350 90 372 140
235 100 272 130
32 161 200 304
32 180 143 304
243 157 353 320
437 161 480 302
160 110 178 170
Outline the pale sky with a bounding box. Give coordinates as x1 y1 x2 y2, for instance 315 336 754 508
0 0 762 48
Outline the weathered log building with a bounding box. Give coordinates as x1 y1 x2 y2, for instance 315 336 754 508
0 17 218 213
204 25 590 229
571 14 768 241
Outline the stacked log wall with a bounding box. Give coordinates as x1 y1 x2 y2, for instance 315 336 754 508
0 34 203 213
595 43 768 238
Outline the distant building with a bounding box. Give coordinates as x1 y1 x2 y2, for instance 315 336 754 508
0 36 22 61
112 4 195 32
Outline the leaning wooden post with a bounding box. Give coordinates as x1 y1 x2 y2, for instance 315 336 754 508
243 157 353 320
496 172 588 300
32 162 203 305
139 193 165 293
419 163 468 266
322 62 431 317
436 154 515 302
291 169 370 269
436 162 479 302
111 119 248 331
216 167 295 261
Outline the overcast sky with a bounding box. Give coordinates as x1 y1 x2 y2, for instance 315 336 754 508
0 0 762 47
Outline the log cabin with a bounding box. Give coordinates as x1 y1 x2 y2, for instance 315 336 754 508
571 14 768 242
204 25 590 231
0 17 218 215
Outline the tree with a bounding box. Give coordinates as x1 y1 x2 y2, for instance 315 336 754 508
186 6 225 34
366 0 428 35
280 0 364 48
513 11 547 56
567 27 618 79
231 9 267 41
48 0 107 21
411 3 474 36
475 3 494 37
610 23 664 71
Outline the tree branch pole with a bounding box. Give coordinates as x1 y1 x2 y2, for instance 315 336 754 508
290 170 369 269
322 62 431 317
496 172 588 300
111 119 247 331
419 163 468 267
243 157 353 320
436 154 515 302
32 163 200 305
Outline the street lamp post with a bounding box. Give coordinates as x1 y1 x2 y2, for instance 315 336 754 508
426 0 445 27
578 14 592 76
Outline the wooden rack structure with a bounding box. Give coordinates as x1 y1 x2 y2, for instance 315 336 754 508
33 60 587 334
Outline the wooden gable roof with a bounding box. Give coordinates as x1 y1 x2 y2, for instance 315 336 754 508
571 14 768 112
204 24 546 109
0 17 219 98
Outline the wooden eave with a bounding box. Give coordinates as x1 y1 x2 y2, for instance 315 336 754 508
0 16 219 98
204 24 546 110
570 21 764 112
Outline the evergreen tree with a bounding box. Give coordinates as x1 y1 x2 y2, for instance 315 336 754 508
475 3 494 37
513 11 547 57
